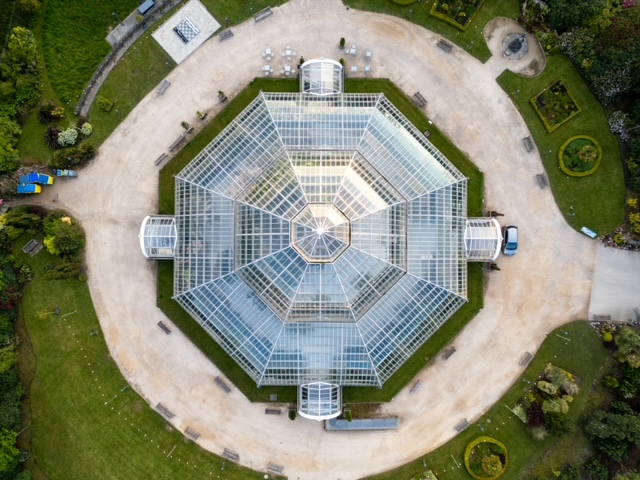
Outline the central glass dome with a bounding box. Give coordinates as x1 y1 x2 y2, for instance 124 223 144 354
172 92 469 390
291 204 350 263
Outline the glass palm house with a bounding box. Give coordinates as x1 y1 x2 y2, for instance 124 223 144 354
140 60 500 420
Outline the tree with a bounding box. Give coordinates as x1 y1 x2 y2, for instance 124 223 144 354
585 458 609 480
0 115 21 173
17 0 41 15
547 0 610 32
615 327 640 368
45 220 84 257
585 408 640 460
614 471 640 480
0 429 19 475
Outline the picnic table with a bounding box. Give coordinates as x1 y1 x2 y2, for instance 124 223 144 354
263 47 273 60
283 46 294 59
349 44 357 56
283 64 292 76
263 65 273 76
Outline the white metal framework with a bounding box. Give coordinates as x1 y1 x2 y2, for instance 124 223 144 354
139 215 177 259
298 382 341 420
464 218 502 262
300 58 343 95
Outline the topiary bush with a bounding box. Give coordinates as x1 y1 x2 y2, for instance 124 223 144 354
96 95 114 112
430 0 485 31
464 436 508 480
559 135 602 177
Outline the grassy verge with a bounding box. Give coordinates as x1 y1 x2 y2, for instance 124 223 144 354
42 0 139 105
16 232 275 480
87 35 176 148
157 77 484 404
343 0 520 62
498 54 625 235
364 321 609 480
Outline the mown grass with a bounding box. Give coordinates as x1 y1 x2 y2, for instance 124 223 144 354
42 0 139 105
87 35 175 148
343 0 520 62
498 54 625 234
16 232 275 480
157 77 484 404
363 321 609 480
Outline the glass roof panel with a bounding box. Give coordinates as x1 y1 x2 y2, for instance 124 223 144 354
174 182 233 294
290 151 352 204
407 183 468 297
333 152 404 220
358 274 466 383
287 263 355 322
351 203 406 268
237 151 308 219
235 203 290 267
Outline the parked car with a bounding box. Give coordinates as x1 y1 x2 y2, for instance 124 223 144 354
19 172 54 185
17 183 42 194
53 169 77 177
502 225 518 256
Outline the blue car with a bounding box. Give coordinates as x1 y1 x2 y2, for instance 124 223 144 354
502 225 518 256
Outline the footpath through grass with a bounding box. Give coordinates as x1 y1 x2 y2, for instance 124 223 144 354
498 54 625 235
157 77 484 404
16 232 273 480
343 0 520 62
364 321 608 480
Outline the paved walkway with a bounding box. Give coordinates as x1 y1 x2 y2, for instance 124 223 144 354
588 244 640 323
11 1 603 478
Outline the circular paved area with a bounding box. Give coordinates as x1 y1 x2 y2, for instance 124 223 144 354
13 1 600 478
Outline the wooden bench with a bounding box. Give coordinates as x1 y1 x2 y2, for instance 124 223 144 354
184 426 200 441
155 153 168 166
437 39 453 53
535 173 548 189
169 135 185 152
268 463 284 475
157 321 171 334
454 418 469 432
518 351 533 367
523 136 535 152
410 380 423 395
254 7 273 22
442 346 456 360
156 403 174 419
22 239 43 256
219 29 234 41
222 448 239 462
156 79 171 95
413 92 427 108
214 376 231 393
265 408 281 415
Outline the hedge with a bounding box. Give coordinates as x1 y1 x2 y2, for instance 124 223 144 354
464 436 508 480
558 135 602 177
429 0 486 32
391 0 418 5
529 79 582 133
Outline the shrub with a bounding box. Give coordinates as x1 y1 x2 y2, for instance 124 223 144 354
530 426 548 441
50 143 95 168
96 95 114 112
39 101 64 123
288 409 296 420
80 122 93 137
43 214 85 257
537 380 557 395
391 0 418 5
57 127 78 147
464 437 508 480
545 412 573 436
344 410 352 422
45 125 61 149
43 260 82 280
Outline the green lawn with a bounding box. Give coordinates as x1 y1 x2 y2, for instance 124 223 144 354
156 77 484 404
16 232 276 480
87 35 176 148
343 0 520 62
42 0 139 106
363 321 609 480
498 54 625 235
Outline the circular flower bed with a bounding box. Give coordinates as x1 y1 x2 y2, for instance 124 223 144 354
559 135 602 177
464 436 508 480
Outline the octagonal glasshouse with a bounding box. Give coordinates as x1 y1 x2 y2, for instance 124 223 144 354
140 60 501 420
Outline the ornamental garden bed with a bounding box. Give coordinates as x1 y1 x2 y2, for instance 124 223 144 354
559 135 602 177
430 0 485 31
510 363 579 441
464 436 508 480
530 79 581 132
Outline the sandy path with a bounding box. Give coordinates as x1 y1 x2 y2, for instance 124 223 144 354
11 1 597 478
